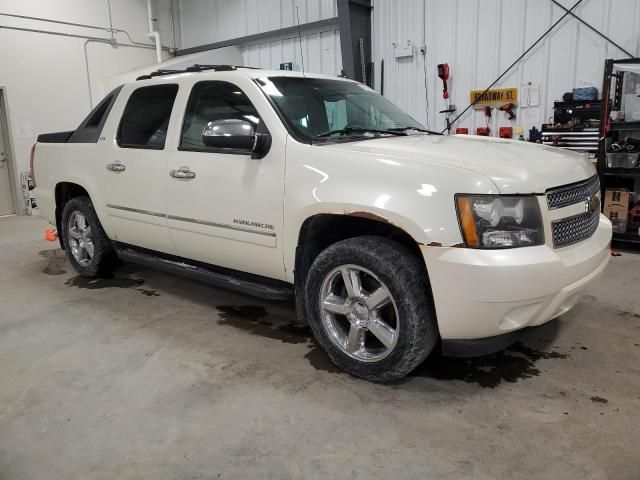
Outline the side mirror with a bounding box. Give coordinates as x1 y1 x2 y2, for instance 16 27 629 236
202 119 255 150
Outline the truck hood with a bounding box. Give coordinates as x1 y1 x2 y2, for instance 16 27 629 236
324 134 595 194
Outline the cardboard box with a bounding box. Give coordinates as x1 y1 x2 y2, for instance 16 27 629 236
603 189 631 221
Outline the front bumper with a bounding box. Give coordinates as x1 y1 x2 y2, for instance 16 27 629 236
421 214 612 340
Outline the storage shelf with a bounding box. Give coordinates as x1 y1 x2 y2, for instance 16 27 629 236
613 232 640 245
599 58 640 252
609 121 640 131
602 168 640 176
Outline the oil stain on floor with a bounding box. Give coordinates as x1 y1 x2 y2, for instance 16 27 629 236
412 343 569 388
216 305 311 345
40 249 146 292
40 251 161 297
214 305 569 383
39 248 569 384
65 275 160 297
618 310 640 320
215 305 341 373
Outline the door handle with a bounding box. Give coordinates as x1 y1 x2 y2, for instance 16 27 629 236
170 167 196 179
106 163 126 172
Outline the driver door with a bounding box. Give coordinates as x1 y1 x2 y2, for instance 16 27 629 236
165 78 286 280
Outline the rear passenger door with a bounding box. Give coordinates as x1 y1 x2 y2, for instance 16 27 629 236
165 79 286 280
101 83 178 254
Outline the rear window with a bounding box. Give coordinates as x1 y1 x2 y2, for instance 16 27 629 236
117 84 179 149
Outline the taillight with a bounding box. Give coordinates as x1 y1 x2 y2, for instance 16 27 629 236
29 143 36 187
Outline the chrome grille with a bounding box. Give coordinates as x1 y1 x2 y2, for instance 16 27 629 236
551 211 600 248
546 175 600 210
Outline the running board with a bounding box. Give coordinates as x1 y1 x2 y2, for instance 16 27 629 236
114 246 293 301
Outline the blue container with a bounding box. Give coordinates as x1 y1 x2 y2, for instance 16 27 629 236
572 87 598 101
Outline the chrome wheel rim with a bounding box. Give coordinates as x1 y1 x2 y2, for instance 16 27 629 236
319 264 399 362
67 211 94 267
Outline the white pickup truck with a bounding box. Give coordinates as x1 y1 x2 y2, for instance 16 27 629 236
34 65 612 381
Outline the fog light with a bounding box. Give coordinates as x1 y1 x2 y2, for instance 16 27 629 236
482 228 537 247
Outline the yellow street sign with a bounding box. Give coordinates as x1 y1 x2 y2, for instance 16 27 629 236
470 87 518 107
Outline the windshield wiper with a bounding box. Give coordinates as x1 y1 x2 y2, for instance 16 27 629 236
388 126 443 135
313 126 408 140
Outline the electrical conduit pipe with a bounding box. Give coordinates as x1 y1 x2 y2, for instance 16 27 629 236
146 0 162 63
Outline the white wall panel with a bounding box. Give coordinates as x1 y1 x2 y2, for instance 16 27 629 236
372 0 640 136
178 0 338 49
0 0 174 213
241 28 342 75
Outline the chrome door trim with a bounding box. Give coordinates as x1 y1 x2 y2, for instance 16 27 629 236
167 214 276 237
106 204 165 217
105 204 276 237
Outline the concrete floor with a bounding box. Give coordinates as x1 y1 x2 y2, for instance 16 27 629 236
1 215 639 480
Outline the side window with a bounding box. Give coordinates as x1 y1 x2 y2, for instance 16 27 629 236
117 84 178 149
180 81 262 151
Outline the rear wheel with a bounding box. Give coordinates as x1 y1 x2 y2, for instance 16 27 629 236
61 197 117 277
305 236 438 382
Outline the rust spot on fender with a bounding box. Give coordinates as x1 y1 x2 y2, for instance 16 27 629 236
421 241 467 248
341 211 469 249
347 211 392 224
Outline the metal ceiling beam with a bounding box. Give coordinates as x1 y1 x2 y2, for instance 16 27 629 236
175 17 340 56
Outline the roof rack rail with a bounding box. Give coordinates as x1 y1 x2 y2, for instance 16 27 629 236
136 64 258 81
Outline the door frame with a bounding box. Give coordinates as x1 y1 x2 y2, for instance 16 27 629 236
0 87 20 215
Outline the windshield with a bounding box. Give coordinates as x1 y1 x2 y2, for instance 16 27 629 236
256 76 426 143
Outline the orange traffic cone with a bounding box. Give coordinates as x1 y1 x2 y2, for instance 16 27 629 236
45 229 58 241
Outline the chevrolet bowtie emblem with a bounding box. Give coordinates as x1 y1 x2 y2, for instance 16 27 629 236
585 195 600 215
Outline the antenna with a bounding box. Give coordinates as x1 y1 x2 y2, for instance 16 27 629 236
295 6 311 144
296 7 305 77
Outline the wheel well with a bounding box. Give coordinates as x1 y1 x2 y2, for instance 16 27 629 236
293 214 427 321
54 182 90 248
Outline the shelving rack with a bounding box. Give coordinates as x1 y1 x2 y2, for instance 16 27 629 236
598 58 640 247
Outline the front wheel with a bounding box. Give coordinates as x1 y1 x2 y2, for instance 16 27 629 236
305 236 438 382
61 196 117 277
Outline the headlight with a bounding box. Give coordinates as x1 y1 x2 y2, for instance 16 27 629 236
455 195 544 248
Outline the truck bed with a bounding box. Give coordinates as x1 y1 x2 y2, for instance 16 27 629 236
37 131 75 143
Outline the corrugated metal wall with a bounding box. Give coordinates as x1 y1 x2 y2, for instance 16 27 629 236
241 29 342 75
179 0 337 47
178 0 341 75
372 0 640 135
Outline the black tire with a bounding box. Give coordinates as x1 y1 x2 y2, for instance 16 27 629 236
60 196 118 277
305 236 438 382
